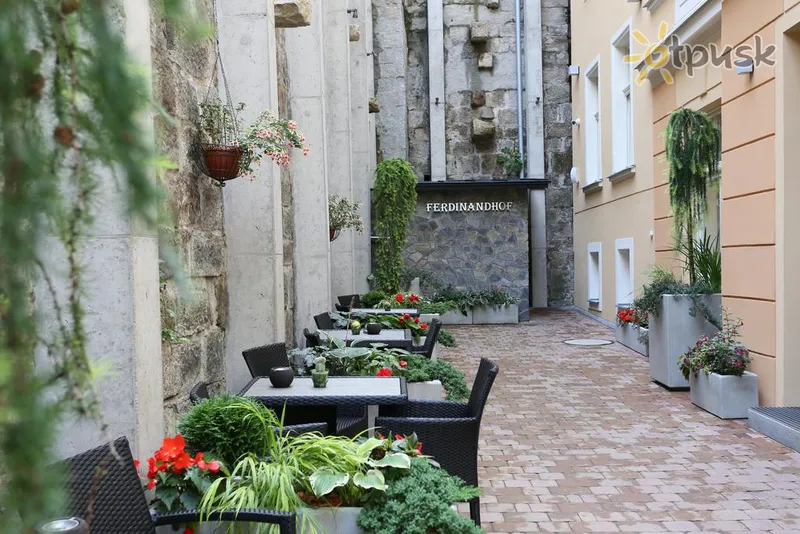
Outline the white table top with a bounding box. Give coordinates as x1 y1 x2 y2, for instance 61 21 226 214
350 308 419 315
243 376 404 400
319 328 410 345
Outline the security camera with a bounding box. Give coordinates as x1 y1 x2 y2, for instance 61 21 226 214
572 118 581 126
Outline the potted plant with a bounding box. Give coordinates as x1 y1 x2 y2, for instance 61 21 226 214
615 307 648 357
679 316 758 419
351 320 362 336
329 195 364 242
312 356 329 388
199 101 246 181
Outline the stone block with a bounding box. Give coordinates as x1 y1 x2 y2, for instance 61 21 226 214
369 98 380 113
487 0 500 9
471 91 485 108
349 24 361 42
470 22 490 43
274 0 311 28
203 327 226 383
479 106 495 120
472 118 496 138
478 53 494 69
163 338 201 399
190 231 225 277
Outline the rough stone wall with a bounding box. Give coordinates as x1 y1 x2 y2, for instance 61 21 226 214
276 29 297 346
403 189 530 311
541 0 574 306
441 0 520 180
405 0 431 178
373 0 409 161
150 0 228 434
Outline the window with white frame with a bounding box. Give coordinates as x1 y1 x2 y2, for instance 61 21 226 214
615 238 634 307
611 26 634 173
588 243 602 309
676 0 707 24
584 61 601 185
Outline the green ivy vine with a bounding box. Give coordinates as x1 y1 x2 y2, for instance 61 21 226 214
373 159 418 294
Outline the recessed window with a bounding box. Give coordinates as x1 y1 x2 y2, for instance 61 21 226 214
615 238 634 307
588 242 602 309
611 27 634 173
584 61 601 185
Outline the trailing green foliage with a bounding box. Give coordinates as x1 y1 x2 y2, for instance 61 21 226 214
400 355 470 401
432 288 519 314
633 266 721 330
357 458 483 534
496 147 523 177
418 300 458 315
177 395 282 466
675 234 721 293
437 328 457 348
373 159 418 294
664 108 720 284
0 1 204 530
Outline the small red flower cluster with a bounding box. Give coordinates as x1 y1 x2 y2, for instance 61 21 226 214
394 293 421 304
376 367 393 377
137 435 219 491
617 307 647 327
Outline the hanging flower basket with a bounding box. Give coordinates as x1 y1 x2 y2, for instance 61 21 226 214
201 144 244 181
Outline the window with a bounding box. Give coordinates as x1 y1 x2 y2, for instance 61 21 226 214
588 242 602 309
676 0 706 24
611 26 634 173
615 238 634 307
698 109 722 244
584 60 601 185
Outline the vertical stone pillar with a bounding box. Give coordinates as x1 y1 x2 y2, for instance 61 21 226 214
218 0 286 393
324 0 356 298
348 0 375 293
285 0 333 341
372 0 408 160
43 0 163 460
428 0 446 181
524 0 548 308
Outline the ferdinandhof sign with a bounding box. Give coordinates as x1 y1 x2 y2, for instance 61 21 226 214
425 201 514 213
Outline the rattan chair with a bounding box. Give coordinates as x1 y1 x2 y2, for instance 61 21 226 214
56 436 296 533
411 317 442 358
337 294 361 308
242 343 290 378
303 328 322 348
313 312 335 330
189 382 210 404
376 357 499 527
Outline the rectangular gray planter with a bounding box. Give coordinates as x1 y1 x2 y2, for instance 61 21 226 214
407 380 444 401
615 323 648 356
472 304 519 324
648 294 721 389
439 309 473 325
159 507 365 534
690 371 759 419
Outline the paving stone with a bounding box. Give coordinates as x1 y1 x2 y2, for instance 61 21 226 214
438 311 800 533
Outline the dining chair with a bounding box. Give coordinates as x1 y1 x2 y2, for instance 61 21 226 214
242 343 290 377
375 357 499 527
313 312 335 330
411 318 442 359
337 294 361 308
303 328 322 348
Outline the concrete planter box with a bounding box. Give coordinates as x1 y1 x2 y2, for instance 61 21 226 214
615 323 648 356
439 309 473 325
689 371 759 419
407 380 444 400
648 294 721 389
161 507 364 534
472 304 519 324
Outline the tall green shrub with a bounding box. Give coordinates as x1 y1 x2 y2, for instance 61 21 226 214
664 108 721 285
373 159 418 294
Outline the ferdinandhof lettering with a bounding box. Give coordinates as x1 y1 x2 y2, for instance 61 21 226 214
426 201 514 213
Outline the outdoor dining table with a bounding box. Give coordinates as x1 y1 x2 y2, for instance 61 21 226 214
319 328 413 349
349 308 420 317
240 376 408 436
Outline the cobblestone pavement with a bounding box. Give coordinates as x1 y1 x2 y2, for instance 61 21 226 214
445 311 800 533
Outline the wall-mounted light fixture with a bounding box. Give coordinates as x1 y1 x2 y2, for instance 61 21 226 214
735 58 754 75
568 65 580 77
347 8 359 18
570 167 579 185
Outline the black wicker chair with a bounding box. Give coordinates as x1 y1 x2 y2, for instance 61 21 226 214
56 436 296 533
189 382 210 404
376 357 499 527
242 343 290 378
337 294 361 308
334 303 350 313
313 312 335 330
303 328 322 348
411 317 442 358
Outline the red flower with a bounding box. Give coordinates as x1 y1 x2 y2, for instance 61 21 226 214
376 367 392 377
420 323 429 331
208 460 221 473
409 294 420 303
184 528 195 534
399 360 407 368
197 460 207 470
403 313 411 320
395 293 404 303
416 442 423 453
395 433 403 440
414 317 420 324
147 479 156 491
171 452 194 474
155 435 186 462
134 459 140 470
398 316 405 323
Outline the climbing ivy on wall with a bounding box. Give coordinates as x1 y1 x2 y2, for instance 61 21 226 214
373 159 418 294
0 1 203 531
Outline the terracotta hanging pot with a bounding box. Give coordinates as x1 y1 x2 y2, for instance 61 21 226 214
202 145 243 181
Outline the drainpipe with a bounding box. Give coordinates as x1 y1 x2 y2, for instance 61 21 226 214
514 0 524 178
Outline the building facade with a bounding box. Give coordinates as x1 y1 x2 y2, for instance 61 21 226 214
571 0 800 406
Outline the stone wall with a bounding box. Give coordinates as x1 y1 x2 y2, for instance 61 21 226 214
441 0 520 180
403 189 530 311
150 0 228 434
541 0 574 307
405 0 431 178
373 0 409 161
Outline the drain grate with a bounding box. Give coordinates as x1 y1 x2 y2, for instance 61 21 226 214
751 407 800 427
563 338 613 346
